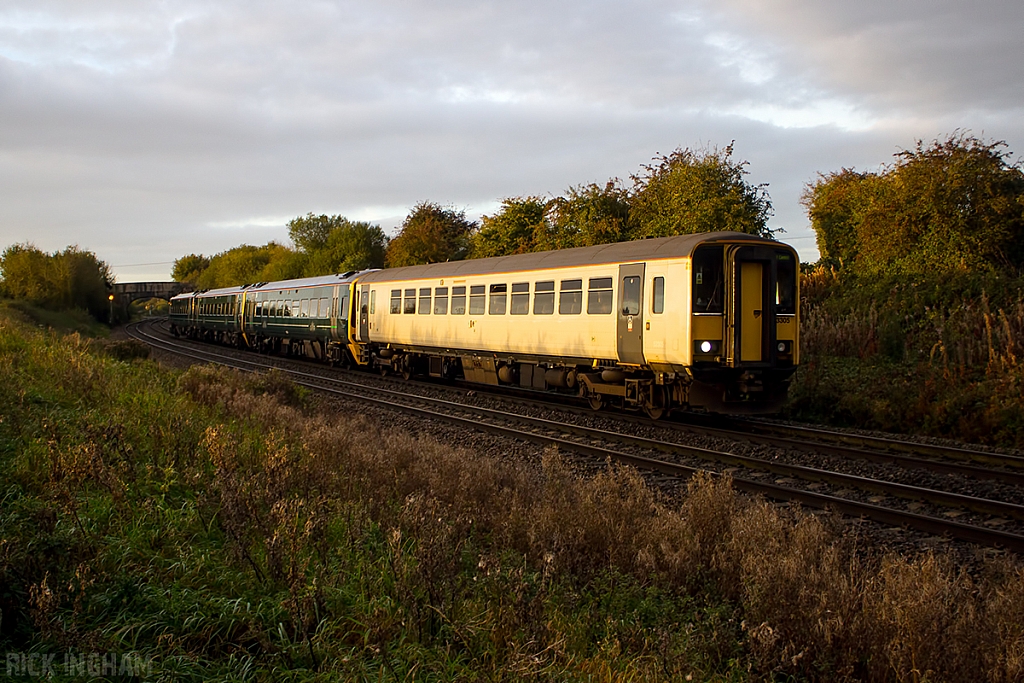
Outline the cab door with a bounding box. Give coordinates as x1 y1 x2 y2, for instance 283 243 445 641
617 264 645 365
358 285 370 341
726 246 774 365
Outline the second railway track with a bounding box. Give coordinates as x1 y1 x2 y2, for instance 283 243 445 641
128 318 1024 554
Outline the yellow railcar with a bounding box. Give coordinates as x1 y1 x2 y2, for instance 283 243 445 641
348 231 798 416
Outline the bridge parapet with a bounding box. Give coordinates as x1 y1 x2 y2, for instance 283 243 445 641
111 281 193 305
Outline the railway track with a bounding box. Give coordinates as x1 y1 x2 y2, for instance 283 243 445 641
128 318 1024 553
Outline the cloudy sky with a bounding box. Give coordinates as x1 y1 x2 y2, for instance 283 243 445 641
1 1 1022 281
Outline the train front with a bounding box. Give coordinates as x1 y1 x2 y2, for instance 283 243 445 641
684 239 799 413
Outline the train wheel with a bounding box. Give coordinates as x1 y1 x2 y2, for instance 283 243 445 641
643 386 668 420
402 369 412 381
643 404 664 420
379 364 389 377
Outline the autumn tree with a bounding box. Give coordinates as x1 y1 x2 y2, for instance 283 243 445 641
804 133 1024 275
171 254 211 283
547 181 633 248
0 244 113 320
385 202 476 267
296 216 388 274
630 144 774 239
470 197 550 258
800 169 879 270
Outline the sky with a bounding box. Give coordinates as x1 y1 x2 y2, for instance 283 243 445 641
1 1 1022 282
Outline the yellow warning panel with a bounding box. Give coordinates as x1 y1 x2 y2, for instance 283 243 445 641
740 262 763 362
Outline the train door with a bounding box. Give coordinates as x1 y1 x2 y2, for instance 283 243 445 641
617 263 646 364
358 285 370 341
726 246 775 365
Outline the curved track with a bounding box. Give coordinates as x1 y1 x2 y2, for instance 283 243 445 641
129 318 1024 553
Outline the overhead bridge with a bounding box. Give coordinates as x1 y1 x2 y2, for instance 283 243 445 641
111 281 193 313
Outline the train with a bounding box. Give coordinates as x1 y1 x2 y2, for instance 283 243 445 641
169 231 799 417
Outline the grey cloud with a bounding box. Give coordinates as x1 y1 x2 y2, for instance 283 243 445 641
1 1 1022 280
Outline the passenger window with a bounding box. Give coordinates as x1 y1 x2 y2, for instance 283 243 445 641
469 285 486 315
293 301 301 316
534 281 555 315
390 289 401 314
587 277 613 314
559 279 583 315
434 287 448 315
776 253 796 315
300 299 309 317
451 286 467 315
693 246 724 313
404 288 416 314
367 293 374 316
418 287 431 315
652 277 665 314
510 283 529 315
622 277 640 316
489 284 507 315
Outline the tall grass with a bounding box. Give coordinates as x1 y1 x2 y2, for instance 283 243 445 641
792 267 1024 446
2 311 1023 680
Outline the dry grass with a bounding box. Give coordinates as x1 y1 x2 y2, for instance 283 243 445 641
175 364 1024 681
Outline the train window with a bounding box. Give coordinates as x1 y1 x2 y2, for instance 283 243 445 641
321 297 330 317
390 290 401 314
622 276 641 315
300 299 310 317
434 287 448 315
489 284 507 315
293 300 301 316
404 288 416 314
510 283 529 315
368 292 375 316
652 277 665 314
534 281 555 315
692 246 724 314
419 287 431 315
451 286 467 315
776 253 796 315
559 279 583 315
469 285 486 315
587 277 613 314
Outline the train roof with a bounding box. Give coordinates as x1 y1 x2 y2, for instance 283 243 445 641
170 270 373 301
357 231 787 284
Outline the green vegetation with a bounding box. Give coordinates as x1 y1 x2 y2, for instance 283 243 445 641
175 144 773 287
171 215 388 291
803 132 1024 275
469 145 772 258
0 244 114 322
629 144 774 240
2 310 1024 681
790 133 1024 447
385 201 475 267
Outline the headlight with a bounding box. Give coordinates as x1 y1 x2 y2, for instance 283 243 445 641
776 341 791 353
694 340 720 354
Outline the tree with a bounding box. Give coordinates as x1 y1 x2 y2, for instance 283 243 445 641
287 213 343 253
0 243 113 320
304 219 388 274
630 144 774 239
172 254 211 283
470 197 550 258
385 202 476 267
194 242 295 289
547 181 633 249
800 169 878 269
803 133 1024 275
